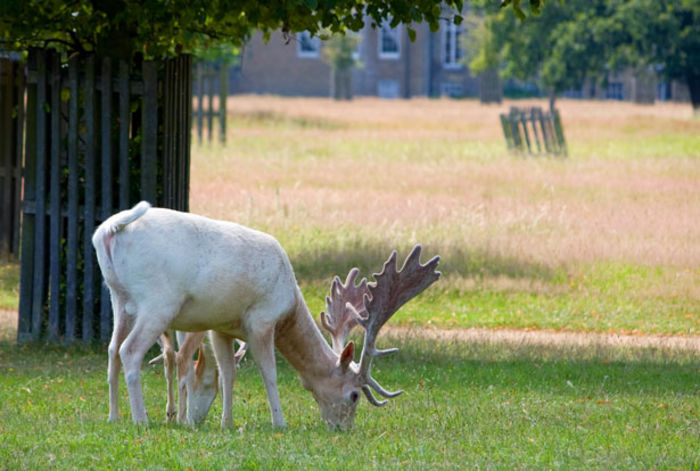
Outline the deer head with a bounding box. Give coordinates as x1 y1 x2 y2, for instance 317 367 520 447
318 245 440 429
188 339 247 425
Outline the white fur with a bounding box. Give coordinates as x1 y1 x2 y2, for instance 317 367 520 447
94 202 359 429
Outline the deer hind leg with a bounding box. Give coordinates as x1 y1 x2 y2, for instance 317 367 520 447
107 292 131 423
246 320 286 429
210 331 237 428
119 313 170 424
161 332 176 423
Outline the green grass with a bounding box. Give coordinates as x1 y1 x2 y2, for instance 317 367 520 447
0 262 20 311
1 336 698 469
273 230 699 336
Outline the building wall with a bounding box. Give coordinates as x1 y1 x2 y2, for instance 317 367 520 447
234 19 477 99
353 21 430 98
235 31 331 96
233 24 691 104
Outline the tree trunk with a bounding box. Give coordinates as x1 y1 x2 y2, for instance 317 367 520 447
331 67 352 100
478 69 502 104
688 73 700 116
548 90 557 111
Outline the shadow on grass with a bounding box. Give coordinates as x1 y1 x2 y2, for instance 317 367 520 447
378 333 700 398
1 334 696 401
289 238 561 285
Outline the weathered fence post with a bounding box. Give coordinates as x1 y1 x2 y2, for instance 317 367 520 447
0 56 24 261
207 64 214 143
219 64 227 144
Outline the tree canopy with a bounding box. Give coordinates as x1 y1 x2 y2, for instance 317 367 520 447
468 0 700 111
0 0 469 59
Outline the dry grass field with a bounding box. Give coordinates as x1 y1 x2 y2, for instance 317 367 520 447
187 96 699 335
0 97 697 336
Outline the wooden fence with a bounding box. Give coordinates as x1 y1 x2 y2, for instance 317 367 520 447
16 48 192 343
0 58 24 260
500 106 567 157
193 61 228 144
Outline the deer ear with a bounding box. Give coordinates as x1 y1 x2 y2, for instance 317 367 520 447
193 347 205 387
339 341 355 372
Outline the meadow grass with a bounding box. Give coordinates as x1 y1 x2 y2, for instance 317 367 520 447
186 97 699 335
0 97 698 333
0 97 698 468
0 262 19 312
1 334 698 469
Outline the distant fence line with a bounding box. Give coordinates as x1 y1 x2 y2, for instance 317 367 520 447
500 107 567 157
193 61 229 144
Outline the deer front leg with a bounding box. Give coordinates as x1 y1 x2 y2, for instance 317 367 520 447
211 331 236 428
247 322 286 429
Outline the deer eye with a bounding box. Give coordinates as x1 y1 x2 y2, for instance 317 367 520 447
350 391 360 403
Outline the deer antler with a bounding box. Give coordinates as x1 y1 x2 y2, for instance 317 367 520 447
320 268 370 354
358 245 440 406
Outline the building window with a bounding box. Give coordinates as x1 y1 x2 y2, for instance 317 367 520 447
297 31 320 59
441 20 463 69
606 82 623 100
377 79 400 98
440 81 464 97
378 20 401 60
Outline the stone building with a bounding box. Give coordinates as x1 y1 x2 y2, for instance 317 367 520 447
233 16 489 99
231 17 689 104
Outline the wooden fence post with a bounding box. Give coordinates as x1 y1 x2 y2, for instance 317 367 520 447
551 108 568 157
48 51 61 342
31 48 48 342
17 49 39 342
82 54 96 342
219 64 227 144
196 62 204 144
0 58 24 261
65 55 79 343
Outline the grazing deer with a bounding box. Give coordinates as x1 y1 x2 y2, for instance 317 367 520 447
93 202 439 429
151 331 247 424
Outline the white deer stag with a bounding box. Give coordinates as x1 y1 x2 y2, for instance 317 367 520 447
93 202 440 429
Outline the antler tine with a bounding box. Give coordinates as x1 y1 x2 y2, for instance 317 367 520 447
358 245 441 407
319 268 370 354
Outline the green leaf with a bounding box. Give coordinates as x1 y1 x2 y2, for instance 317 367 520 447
407 27 416 42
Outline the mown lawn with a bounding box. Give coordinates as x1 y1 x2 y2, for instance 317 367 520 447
1 335 698 469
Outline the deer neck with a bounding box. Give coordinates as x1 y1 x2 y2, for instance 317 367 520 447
274 293 338 385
